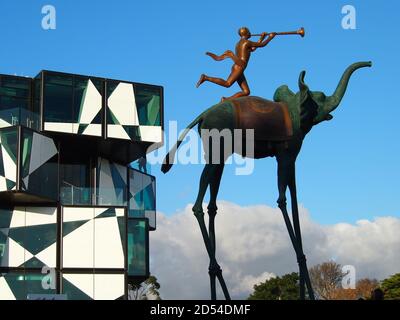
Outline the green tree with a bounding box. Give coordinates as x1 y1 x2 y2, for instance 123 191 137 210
248 273 300 300
128 275 161 300
381 273 400 300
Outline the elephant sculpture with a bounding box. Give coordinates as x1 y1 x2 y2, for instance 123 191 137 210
162 61 372 300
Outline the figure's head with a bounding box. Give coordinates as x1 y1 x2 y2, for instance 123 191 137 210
238 27 251 39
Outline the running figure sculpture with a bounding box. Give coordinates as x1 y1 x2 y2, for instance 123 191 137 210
196 27 304 101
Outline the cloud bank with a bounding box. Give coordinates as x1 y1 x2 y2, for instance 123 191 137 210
150 201 400 299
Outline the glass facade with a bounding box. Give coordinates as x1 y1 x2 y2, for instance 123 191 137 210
21 127 59 200
129 168 156 230
127 219 148 276
0 272 57 300
96 158 127 206
0 75 39 131
134 84 161 126
0 70 160 300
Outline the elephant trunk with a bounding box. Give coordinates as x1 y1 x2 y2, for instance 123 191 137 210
325 61 372 114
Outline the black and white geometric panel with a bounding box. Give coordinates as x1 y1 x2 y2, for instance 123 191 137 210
62 207 125 269
21 131 58 193
0 129 17 191
107 82 162 143
44 79 102 137
0 207 57 268
97 157 127 206
62 273 125 300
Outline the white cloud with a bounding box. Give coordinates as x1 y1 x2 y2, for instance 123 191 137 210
150 201 400 300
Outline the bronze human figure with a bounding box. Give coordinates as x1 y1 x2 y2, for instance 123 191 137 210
196 27 304 102
163 61 372 300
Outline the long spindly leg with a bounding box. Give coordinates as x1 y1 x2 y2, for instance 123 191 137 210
192 164 228 300
276 155 308 300
207 163 230 300
288 170 315 300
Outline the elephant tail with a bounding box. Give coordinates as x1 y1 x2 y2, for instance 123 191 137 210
161 113 204 174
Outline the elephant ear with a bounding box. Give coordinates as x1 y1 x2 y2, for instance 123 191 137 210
298 70 310 105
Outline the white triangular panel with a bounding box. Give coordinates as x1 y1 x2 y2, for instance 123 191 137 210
115 208 124 217
0 118 12 129
78 80 102 124
139 126 162 143
2 238 26 267
62 218 94 268
94 274 124 300
107 83 138 125
63 207 94 222
28 133 57 175
94 207 107 218
0 277 15 300
0 176 7 191
35 242 57 267
10 208 25 228
63 274 94 299
25 207 57 227
94 217 124 268
107 125 131 140
82 124 101 136
2 145 16 182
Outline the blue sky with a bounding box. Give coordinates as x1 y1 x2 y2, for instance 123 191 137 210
1 0 399 224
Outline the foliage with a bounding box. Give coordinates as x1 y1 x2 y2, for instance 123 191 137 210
248 272 300 300
381 273 400 300
309 261 346 300
128 275 161 300
331 278 379 300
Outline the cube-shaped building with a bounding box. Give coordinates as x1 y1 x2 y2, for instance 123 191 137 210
0 71 163 299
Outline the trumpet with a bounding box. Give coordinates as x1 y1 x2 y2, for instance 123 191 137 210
252 27 305 38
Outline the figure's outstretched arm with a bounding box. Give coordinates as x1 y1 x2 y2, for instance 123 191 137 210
250 32 276 49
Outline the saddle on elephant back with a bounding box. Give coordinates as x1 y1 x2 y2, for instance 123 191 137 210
231 96 293 141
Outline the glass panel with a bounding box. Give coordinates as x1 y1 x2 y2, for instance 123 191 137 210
127 219 147 276
0 76 30 99
1 272 56 300
60 158 91 205
21 129 59 200
128 169 156 229
134 84 161 126
96 158 127 206
0 126 18 165
73 77 103 124
0 208 13 267
43 74 73 123
130 156 151 174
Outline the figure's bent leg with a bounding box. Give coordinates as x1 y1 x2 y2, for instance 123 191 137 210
197 65 243 91
224 74 251 100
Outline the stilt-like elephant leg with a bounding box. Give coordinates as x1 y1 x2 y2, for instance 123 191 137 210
277 155 315 300
288 173 315 300
192 164 230 300
207 164 230 300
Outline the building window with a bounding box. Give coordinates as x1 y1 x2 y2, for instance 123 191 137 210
127 219 148 277
128 169 156 230
134 84 161 126
59 157 92 206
